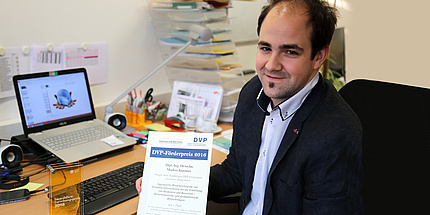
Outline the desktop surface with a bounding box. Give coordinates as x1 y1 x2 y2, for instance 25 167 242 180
1 123 231 215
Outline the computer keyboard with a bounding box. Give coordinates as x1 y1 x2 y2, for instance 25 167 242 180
82 161 144 215
41 125 116 151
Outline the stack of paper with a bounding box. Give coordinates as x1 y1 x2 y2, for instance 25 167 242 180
149 0 245 123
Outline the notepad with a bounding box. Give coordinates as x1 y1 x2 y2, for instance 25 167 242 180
144 123 172 131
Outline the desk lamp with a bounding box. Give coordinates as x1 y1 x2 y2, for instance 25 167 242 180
104 25 213 130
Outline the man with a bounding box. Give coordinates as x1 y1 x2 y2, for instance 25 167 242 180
137 0 363 214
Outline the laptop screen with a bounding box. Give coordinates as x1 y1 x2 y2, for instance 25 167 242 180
13 68 96 135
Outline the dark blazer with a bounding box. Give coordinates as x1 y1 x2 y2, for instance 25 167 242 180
209 74 363 214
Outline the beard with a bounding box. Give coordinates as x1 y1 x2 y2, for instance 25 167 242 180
269 82 275 88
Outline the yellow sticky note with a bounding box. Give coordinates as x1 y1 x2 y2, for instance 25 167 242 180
144 123 171 132
11 182 44 192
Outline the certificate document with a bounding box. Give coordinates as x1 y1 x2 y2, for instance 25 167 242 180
137 131 213 215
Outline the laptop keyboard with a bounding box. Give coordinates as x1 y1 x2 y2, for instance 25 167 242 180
83 161 144 215
41 125 116 151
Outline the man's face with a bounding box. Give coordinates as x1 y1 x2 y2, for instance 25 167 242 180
256 5 327 106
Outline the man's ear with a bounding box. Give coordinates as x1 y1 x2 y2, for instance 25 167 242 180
313 45 330 70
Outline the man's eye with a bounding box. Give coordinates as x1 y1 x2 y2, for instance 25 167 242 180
260 47 271 52
285 50 298 55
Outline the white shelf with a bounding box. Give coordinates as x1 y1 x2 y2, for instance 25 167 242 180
148 1 245 122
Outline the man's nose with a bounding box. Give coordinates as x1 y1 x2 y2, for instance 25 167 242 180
265 54 283 71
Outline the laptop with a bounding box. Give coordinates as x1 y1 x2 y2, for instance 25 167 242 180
13 68 136 163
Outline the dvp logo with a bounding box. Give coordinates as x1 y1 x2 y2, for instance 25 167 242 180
193 137 208 142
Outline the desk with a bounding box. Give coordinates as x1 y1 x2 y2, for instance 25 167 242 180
1 123 232 215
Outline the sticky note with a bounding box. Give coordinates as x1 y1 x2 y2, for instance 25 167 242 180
11 182 44 192
132 132 147 137
135 130 149 135
144 123 171 132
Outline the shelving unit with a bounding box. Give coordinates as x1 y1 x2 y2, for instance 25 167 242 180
147 0 245 122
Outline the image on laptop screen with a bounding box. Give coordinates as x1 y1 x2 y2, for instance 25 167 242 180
14 69 96 135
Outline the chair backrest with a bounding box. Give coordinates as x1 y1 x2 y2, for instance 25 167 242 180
339 79 430 215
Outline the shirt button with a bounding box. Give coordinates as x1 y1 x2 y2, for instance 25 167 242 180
270 118 273 124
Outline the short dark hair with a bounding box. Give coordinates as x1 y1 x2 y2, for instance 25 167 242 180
257 0 338 60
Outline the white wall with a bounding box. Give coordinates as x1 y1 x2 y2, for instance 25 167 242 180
0 0 171 126
2 0 430 128
342 0 430 88
235 0 430 90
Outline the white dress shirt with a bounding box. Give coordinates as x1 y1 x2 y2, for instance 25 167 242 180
243 73 319 215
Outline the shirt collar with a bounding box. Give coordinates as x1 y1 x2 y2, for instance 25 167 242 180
256 73 320 120
257 88 271 115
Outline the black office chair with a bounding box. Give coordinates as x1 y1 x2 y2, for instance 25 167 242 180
339 79 430 215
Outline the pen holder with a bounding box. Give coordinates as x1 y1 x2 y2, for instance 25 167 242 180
124 107 152 129
145 108 166 121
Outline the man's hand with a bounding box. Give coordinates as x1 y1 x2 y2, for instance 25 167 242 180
136 177 143 194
